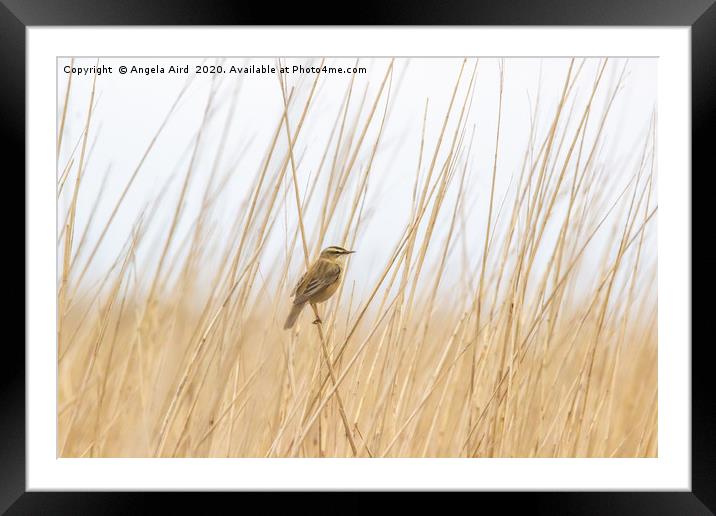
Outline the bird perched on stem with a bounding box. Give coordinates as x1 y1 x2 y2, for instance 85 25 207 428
284 246 355 330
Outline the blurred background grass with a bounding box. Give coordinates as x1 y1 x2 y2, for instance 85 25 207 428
57 57 657 457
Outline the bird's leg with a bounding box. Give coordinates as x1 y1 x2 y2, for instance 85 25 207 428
310 302 322 325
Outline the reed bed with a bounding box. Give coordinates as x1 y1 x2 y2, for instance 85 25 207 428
57 57 657 457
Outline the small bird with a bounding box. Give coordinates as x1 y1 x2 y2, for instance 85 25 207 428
284 245 355 330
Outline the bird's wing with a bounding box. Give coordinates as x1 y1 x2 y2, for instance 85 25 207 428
291 271 306 297
293 260 341 305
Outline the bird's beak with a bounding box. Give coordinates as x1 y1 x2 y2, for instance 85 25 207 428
344 250 356 254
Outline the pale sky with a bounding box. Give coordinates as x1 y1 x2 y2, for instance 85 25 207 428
57 57 657 301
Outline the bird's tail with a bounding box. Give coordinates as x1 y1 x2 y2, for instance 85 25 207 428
284 302 305 330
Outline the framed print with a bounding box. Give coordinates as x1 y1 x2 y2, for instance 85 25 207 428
7 0 713 512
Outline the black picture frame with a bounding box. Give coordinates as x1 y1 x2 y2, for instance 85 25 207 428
5 0 711 512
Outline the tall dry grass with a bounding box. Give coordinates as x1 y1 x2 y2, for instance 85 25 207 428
57 57 657 458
